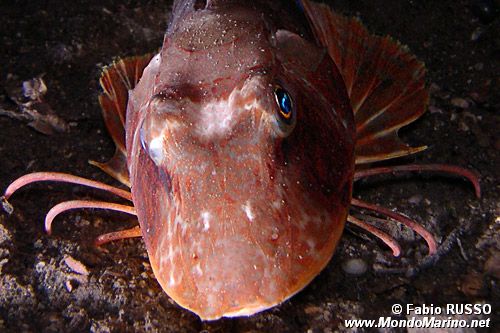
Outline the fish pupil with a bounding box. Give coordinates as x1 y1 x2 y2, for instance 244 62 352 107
275 87 292 120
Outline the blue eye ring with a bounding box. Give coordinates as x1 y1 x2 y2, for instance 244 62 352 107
274 86 293 123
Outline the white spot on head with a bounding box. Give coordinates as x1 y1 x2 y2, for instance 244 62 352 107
271 228 279 240
196 98 235 138
191 241 204 257
200 211 211 231
193 263 203 276
166 243 178 266
207 294 217 308
242 201 254 221
272 200 282 210
169 269 183 287
174 215 187 236
169 270 177 287
195 76 265 139
244 99 258 111
306 239 316 251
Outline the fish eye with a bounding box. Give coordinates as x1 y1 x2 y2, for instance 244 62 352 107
272 85 296 137
274 86 293 124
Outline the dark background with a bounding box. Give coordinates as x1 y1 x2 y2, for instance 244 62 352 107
0 0 498 331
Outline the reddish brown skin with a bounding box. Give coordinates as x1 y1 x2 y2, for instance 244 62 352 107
125 0 355 319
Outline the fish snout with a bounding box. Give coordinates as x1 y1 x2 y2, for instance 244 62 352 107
147 175 345 320
153 203 298 320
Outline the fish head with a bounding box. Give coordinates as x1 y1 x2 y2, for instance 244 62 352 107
127 5 355 320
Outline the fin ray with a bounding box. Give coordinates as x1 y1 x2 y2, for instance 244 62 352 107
89 149 130 187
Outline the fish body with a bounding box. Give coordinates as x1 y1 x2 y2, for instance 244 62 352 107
126 0 355 319
5 0 460 322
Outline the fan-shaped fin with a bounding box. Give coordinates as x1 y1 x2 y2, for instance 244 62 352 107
93 54 154 186
301 1 429 164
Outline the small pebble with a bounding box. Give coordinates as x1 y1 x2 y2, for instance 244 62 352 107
474 62 484 70
460 270 484 297
484 254 500 279
0 222 13 245
65 280 73 292
458 120 470 131
304 305 322 314
342 258 368 276
0 258 9 274
408 194 423 205
22 77 47 100
64 255 90 276
471 27 484 41
451 97 470 109
429 83 441 93
428 105 443 114
1 197 13 215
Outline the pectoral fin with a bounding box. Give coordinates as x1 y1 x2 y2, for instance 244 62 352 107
94 54 154 186
301 1 429 164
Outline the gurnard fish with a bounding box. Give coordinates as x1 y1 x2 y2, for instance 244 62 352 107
2 0 480 320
